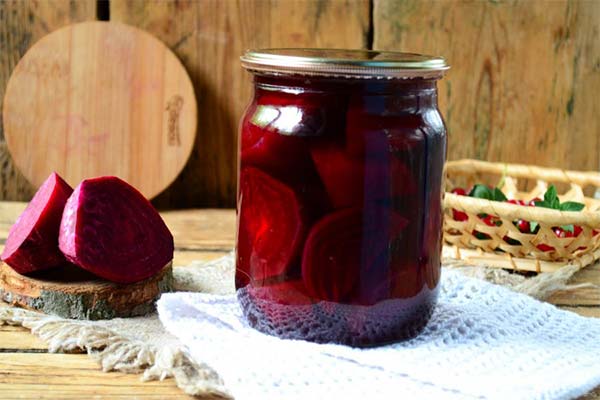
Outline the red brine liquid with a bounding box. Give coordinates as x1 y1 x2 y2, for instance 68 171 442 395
236 74 447 346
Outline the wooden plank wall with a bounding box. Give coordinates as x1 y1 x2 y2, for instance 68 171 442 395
0 0 598 208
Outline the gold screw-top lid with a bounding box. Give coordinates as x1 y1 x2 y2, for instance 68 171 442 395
241 48 449 79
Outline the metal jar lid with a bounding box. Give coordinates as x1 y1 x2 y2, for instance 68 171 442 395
240 48 449 79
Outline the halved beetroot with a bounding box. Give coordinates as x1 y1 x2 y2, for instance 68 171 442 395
345 94 426 159
301 208 363 302
301 207 409 303
237 167 308 285
310 141 417 208
1 172 73 274
241 127 314 181
58 176 173 283
309 144 365 208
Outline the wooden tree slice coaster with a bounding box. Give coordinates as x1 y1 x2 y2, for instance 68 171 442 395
2 21 197 200
0 262 173 320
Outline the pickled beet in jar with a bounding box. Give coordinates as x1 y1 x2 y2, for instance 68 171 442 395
236 49 449 346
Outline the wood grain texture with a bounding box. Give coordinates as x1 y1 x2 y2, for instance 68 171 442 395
0 204 597 398
0 262 173 320
111 0 370 208
0 353 198 399
0 325 47 350
374 0 600 171
3 21 197 199
0 0 95 202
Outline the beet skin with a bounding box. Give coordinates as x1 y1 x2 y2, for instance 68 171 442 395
59 176 173 283
1 172 73 274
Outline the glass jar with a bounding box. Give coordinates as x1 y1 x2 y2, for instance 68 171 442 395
236 49 448 347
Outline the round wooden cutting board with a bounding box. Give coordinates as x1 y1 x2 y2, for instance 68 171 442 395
0 262 173 320
2 21 197 199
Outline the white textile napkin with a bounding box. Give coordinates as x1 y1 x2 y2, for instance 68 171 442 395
157 270 600 400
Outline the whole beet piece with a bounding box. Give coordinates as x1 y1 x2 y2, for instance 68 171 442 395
1 172 73 274
59 176 174 283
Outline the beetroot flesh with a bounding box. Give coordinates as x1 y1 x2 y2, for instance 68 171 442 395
301 207 409 304
301 208 364 302
237 167 308 286
309 144 365 208
58 176 173 284
1 172 73 274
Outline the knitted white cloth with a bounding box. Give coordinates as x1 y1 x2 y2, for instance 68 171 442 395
157 269 600 400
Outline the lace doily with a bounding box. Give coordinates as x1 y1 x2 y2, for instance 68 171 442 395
158 269 600 400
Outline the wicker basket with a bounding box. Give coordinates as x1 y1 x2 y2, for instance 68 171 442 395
443 159 600 273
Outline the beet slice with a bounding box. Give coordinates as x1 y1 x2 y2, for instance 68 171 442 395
58 176 173 283
301 207 409 303
301 208 364 302
1 172 73 274
241 128 314 181
309 143 365 208
237 167 308 285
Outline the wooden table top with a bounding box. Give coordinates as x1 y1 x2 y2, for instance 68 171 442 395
0 200 599 399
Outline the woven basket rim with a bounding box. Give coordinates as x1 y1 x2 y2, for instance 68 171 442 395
445 159 600 188
444 193 600 227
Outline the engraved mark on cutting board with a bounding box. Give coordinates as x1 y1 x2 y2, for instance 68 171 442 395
166 95 183 146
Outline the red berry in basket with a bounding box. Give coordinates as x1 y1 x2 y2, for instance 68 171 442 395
452 209 468 222
537 243 554 252
574 225 583 237
503 235 521 245
481 215 500 226
594 230 600 237
451 187 467 196
516 219 530 233
450 188 468 221
529 197 542 207
508 199 527 206
553 227 567 238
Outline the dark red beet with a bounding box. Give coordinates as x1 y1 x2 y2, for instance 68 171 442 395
1 172 73 274
309 144 365 208
301 207 409 303
58 176 173 283
241 127 314 181
302 208 363 302
237 167 308 285
311 140 417 208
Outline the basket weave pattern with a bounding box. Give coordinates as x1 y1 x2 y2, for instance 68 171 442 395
443 160 600 273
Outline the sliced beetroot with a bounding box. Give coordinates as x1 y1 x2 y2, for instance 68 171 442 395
301 208 362 302
345 94 426 159
237 167 308 285
58 176 173 284
310 140 417 208
301 207 409 303
309 143 365 208
241 127 315 181
1 172 73 274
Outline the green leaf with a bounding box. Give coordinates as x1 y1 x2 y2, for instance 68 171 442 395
530 221 539 233
559 201 585 212
469 184 493 200
492 188 507 202
469 184 506 202
561 224 575 233
543 185 560 209
534 200 549 208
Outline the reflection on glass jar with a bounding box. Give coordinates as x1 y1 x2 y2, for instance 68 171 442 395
236 49 449 347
